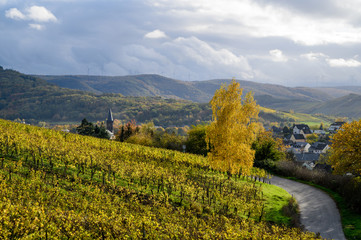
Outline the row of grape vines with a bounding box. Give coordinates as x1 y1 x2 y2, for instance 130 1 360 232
0 119 319 239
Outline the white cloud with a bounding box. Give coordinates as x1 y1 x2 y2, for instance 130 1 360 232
144 29 167 39
29 23 45 30
269 49 288 62
5 6 57 23
5 8 26 20
301 52 328 61
327 58 361 67
161 36 254 79
149 0 361 46
26 6 57 22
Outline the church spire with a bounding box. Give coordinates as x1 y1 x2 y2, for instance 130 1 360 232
106 108 114 133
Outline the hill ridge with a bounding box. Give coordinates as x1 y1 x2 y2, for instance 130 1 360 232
37 74 334 103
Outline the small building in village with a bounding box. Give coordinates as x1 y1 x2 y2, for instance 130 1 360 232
293 124 312 135
309 142 330 154
328 122 345 133
290 133 306 143
289 142 311 153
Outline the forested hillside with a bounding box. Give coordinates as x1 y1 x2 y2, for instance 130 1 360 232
37 73 361 119
0 68 211 126
0 67 336 126
39 74 333 103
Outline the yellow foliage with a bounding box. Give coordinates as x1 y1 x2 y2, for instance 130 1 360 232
206 79 260 175
330 120 361 175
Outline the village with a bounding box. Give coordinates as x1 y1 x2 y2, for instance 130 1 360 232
271 122 346 171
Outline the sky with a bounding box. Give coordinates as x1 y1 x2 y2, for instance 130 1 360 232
1 0 361 87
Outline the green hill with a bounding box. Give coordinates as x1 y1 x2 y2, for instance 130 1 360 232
0 68 211 127
0 119 319 239
38 73 361 119
38 74 333 103
1 67 338 127
307 93 361 118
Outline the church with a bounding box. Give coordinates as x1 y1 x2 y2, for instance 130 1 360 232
106 108 115 139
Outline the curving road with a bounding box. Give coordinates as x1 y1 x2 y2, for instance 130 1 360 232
271 176 346 240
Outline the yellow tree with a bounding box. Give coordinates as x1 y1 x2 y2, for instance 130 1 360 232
329 120 361 175
206 79 260 176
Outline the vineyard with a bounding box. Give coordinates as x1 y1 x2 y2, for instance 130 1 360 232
0 119 319 239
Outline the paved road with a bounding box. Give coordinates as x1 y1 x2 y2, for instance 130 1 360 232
271 176 346 240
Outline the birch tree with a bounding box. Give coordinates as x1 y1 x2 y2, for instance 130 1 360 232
206 79 260 176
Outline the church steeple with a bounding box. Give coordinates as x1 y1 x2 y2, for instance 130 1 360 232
106 108 114 133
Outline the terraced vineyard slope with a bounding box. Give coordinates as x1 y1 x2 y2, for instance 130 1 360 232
0 119 318 239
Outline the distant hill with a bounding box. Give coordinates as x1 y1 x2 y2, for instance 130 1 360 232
315 86 361 98
1 68 211 127
38 74 333 103
307 93 361 118
39 73 361 119
1 67 338 126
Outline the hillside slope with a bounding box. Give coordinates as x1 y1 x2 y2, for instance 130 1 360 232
38 74 333 103
2 67 338 126
0 119 319 239
0 68 211 126
40 74 361 119
307 93 361 118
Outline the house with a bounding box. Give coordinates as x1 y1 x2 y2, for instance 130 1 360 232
329 122 345 133
289 142 311 153
313 129 326 135
293 124 312 135
290 134 306 143
295 153 320 162
309 142 330 154
302 162 315 170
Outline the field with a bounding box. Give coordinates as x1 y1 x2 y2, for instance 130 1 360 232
260 106 336 128
0 119 318 239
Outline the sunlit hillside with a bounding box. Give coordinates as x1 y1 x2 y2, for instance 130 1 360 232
0 119 318 239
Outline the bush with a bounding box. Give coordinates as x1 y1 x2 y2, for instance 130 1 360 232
252 131 284 171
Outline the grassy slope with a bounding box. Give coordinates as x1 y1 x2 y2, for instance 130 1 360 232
260 106 335 127
261 182 294 225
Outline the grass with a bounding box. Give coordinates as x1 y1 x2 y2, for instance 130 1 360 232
260 182 296 226
285 176 361 239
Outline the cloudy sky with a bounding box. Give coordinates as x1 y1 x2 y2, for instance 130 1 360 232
1 0 361 86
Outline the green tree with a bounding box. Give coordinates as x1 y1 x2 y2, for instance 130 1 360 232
252 131 285 171
329 120 361 175
206 79 260 176
185 124 208 156
76 118 109 139
282 126 291 138
76 118 95 136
